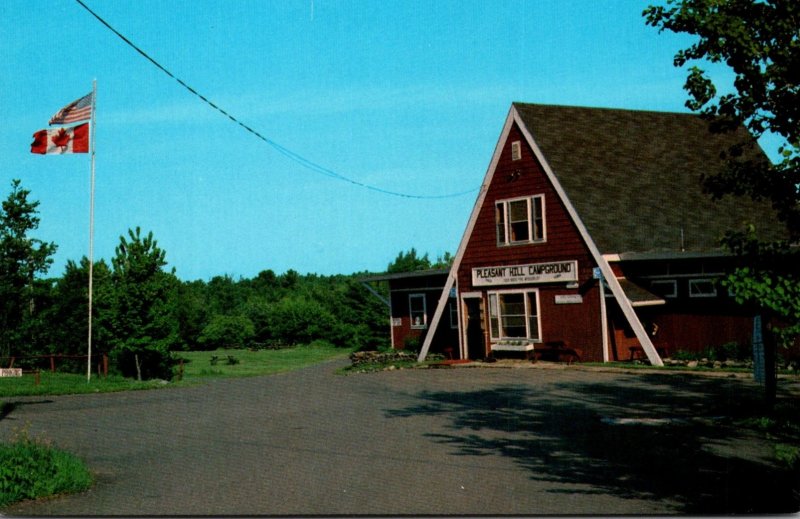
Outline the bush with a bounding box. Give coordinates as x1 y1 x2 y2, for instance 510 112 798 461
198 315 255 350
109 338 174 381
264 297 337 346
671 342 751 362
0 434 92 507
403 336 422 352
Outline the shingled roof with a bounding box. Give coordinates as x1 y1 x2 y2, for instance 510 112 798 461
514 103 787 257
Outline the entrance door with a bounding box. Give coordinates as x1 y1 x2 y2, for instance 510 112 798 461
464 297 486 360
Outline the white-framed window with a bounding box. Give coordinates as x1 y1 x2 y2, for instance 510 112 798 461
495 195 545 246
511 140 522 161
409 294 427 328
650 279 677 298
689 278 717 298
449 300 458 329
487 289 541 341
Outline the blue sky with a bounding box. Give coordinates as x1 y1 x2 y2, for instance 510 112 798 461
1 1 774 281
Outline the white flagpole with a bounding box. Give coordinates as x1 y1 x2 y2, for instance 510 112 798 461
87 80 97 382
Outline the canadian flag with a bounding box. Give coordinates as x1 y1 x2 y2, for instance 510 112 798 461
31 123 89 154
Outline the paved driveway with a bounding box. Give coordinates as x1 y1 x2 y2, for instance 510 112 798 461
1 360 798 515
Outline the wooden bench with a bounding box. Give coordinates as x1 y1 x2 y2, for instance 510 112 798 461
533 341 582 365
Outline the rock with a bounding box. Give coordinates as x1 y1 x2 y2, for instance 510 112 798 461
687 360 698 368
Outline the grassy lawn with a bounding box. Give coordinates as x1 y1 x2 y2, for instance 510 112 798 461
0 343 352 399
0 372 168 399
177 343 353 379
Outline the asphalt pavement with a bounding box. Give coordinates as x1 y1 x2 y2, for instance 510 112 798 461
1 359 798 515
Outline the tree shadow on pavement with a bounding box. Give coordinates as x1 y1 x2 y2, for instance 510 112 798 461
385 373 799 514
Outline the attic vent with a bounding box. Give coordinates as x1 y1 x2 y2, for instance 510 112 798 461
511 140 521 161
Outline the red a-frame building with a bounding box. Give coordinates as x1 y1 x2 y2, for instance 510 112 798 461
373 103 787 365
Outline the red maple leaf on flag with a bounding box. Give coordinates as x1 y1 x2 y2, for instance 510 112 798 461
50 128 71 149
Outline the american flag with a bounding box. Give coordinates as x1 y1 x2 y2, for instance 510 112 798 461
49 92 93 125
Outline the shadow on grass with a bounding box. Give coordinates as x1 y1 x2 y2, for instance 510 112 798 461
386 373 799 514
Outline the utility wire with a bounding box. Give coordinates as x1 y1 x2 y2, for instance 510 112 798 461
74 0 479 200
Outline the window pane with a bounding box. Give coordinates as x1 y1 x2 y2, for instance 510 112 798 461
501 318 527 337
410 294 426 328
499 293 524 313
527 292 539 317
509 200 527 221
495 203 506 244
689 279 717 297
489 294 499 339
532 197 544 240
527 292 540 340
509 200 529 242
498 293 526 338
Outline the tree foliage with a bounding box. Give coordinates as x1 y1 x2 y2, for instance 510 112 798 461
387 248 453 273
644 0 800 342
1 177 394 376
0 180 57 357
106 227 179 379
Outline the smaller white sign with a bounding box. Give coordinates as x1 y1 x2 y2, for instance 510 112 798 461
0 368 22 377
391 318 402 327
555 294 583 304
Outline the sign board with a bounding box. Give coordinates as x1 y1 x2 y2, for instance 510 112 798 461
472 260 578 287
0 368 22 377
391 318 402 327
555 294 583 304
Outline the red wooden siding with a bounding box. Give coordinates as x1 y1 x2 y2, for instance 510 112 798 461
457 122 606 361
388 275 459 355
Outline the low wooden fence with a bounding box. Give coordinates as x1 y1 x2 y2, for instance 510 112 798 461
1 354 109 378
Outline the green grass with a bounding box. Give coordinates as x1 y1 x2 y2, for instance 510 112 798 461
0 434 92 508
581 361 752 373
0 343 352 399
177 342 353 379
0 372 168 399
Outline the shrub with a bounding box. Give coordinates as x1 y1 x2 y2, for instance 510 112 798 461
403 336 422 352
198 315 255 350
264 297 337 346
775 444 800 470
0 434 92 507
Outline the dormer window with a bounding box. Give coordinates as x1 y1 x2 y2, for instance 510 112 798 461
496 195 545 246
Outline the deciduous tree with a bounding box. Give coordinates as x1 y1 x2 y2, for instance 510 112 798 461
0 180 57 357
644 0 800 344
107 227 179 380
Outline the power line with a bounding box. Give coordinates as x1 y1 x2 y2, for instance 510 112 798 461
73 0 479 200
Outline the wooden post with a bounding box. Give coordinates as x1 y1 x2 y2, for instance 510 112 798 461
50 355 56 373
103 354 108 378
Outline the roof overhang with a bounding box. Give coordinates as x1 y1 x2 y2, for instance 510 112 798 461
360 268 450 283
612 278 666 307
603 250 731 262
